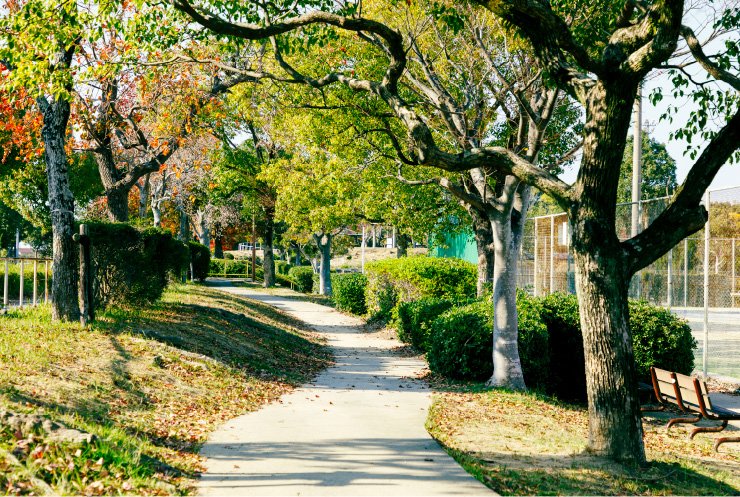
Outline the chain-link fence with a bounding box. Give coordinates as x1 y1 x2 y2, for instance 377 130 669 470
520 186 740 381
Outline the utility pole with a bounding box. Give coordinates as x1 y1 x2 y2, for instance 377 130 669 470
631 84 643 297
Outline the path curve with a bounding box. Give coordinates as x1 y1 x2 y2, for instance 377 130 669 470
199 282 491 496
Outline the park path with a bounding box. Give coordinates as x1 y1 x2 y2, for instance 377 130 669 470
199 282 491 496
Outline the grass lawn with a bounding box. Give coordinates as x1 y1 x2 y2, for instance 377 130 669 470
0 284 331 495
427 386 740 495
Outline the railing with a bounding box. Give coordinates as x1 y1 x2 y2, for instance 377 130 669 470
1 257 52 309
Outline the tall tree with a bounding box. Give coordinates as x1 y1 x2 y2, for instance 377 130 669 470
172 0 740 463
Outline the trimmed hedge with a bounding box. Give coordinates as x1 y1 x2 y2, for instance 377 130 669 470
331 273 367 315
188 242 211 282
364 256 476 321
288 266 314 293
426 294 548 386
395 297 462 351
275 261 293 275
86 222 188 310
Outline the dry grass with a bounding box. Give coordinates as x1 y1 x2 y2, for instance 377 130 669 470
0 284 331 495
427 389 740 495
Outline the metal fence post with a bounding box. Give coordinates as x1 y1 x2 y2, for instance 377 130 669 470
534 217 539 297
33 260 38 306
3 259 8 308
19 259 23 308
667 248 673 310
703 191 710 377
44 260 49 304
683 238 688 307
549 215 555 293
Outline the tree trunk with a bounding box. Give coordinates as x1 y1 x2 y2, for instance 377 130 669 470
94 146 130 222
488 209 526 390
314 233 332 296
263 208 276 287
138 175 150 219
571 79 646 463
178 208 189 242
194 211 210 251
214 235 224 259
106 188 129 223
396 233 411 257
39 96 79 322
152 202 162 228
572 235 644 462
471 208 494 297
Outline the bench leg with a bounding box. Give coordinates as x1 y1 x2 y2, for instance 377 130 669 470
714 435 740 452
690 419 728 440
666 415 701 432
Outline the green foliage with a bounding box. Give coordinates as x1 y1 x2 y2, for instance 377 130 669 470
427 301 492 381
426 295 549 386
188 242 211 282
86 223 188 310
618 136 678 202
330 273 367 315
394 297 461 351
539 293 696 401
515 291 550 392
364 256 477 321
629 300 696 379
275 261 293 275
539 292 585 401
288 266 315 293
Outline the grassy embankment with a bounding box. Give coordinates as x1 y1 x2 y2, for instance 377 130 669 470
0 284 331 495
427 385 740 495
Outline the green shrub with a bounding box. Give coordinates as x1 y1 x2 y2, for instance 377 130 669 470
224 253 235 260
188 242 211 282
427 301 492 381
539 292 696 402
540 292 585 401
86 222 188 310
312 272 321 294
630 300 696 379
516 291 549 391
394 297 460 351
289 266 314 293
331 273 367 315
275 261 293 275
364 256 476 321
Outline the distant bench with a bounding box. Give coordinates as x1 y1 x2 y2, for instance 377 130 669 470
649 367 740 451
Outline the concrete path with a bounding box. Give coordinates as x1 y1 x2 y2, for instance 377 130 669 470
199 283 491 496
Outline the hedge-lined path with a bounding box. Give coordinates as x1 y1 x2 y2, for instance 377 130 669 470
200 280 492 496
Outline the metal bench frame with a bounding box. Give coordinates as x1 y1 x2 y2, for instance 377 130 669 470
649 367 740 451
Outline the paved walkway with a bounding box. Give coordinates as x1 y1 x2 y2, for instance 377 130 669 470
199 283 491 496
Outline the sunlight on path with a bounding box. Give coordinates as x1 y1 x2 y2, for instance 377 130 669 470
198 282 492 496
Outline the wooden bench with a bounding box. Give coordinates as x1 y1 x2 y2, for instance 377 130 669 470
649 367 740 451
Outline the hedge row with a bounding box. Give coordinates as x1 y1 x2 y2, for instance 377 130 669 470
404 291 695 402
210 258 264 280
86 222 190 310
364 256 476 320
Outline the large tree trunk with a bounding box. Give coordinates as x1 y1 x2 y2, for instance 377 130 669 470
106 188 129 223
470 208 494 297
138 175 150 219
94 145 131 222
396 233 411 258
572 238 643 462
178 208 189 242
193 210 210 251
487 182 527 390
313 232 332 296
214 235 224 259
39 96 80 322
152 201 162 228
570 80 645 463
263 208 276 288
